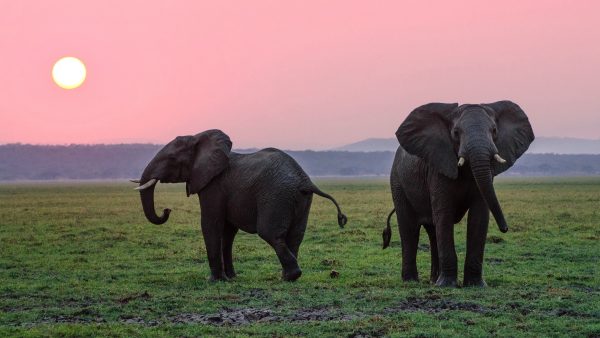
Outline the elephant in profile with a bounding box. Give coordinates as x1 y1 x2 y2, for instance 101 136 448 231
134 129 347 281
383 101 534 287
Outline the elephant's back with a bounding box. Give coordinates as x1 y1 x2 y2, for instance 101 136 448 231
229 149 311 189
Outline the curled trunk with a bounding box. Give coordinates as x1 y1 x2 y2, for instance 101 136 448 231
139 182 171 225
470 154 509 233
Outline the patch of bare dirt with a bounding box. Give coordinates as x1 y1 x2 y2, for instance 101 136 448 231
289 307 339 321
169 308 277 325
38 314 105 325
119 315 160 326
168 306 357 326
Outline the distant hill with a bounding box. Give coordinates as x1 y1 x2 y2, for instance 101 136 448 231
334 138 399 152
334 137 600 154
528 137 600 154
0 144 599 180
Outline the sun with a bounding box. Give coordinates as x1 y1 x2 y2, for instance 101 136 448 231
52 56 87 89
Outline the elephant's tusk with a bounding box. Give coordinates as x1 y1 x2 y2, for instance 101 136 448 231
134 179 157 191
457 157 465 167
494 154 507 164
130 179 140 184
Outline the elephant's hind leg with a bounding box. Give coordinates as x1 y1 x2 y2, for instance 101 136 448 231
394 194 420 281
286 194 312 259
222 222 238 279
424 224 440 283
257 208 301 281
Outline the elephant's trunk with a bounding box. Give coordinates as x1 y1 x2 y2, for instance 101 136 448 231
139 180 171 225
469 148 508 233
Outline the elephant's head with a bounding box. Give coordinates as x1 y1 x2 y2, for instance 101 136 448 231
396 101 534 233
134 129 232 225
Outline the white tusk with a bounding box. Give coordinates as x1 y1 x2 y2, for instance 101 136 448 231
494 154 507 163
134 179 157 191
457 157 465 167
129 179 140 183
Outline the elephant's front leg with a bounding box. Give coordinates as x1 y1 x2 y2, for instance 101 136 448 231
433 213 458 287
423 224 440 283
464 198 489 287
200 217 226 281
222 223 238 279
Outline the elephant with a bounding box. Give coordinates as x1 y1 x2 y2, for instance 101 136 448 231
382 101 534 287
133 129 347 282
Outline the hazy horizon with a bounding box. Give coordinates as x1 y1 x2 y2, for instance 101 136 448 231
2 135 599 153
2 1 599 149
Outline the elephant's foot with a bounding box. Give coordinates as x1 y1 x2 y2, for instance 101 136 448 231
435 274 458 287
209 274 229 282
402 266 418 282
402 275 419 282
225 270 237 279
430 273 440 284
463 277 487 287
282 267 302 282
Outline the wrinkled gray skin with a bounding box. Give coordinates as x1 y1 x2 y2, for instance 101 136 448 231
383 101 534 287
136 130 347 282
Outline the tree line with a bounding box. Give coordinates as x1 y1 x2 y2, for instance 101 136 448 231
0 144 598 180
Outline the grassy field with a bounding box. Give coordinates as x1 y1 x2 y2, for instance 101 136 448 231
0 178 598 337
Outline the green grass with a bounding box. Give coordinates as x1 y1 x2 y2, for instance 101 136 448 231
0 178 598 337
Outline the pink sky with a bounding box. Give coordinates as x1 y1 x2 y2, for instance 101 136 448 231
1 1 599 149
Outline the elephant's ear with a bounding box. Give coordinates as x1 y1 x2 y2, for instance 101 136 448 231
187 129 232 195
396 103 459 179
485 101 535 175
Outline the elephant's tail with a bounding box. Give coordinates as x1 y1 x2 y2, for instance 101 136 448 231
382 208 395 249
307 185 347 228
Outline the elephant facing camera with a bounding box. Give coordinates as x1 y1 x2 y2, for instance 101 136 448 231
383 101 534 287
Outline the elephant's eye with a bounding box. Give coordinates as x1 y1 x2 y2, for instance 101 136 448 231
452 129 459 139
492 127 498 138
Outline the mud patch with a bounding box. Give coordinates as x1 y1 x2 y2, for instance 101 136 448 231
168 307 357 326
169 308 277 325
119 315 160 326
37 315 105 325
385 296 488 314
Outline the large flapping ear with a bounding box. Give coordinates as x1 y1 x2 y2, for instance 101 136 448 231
485 101 535 175
396 103 459 178
187 129 232 195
